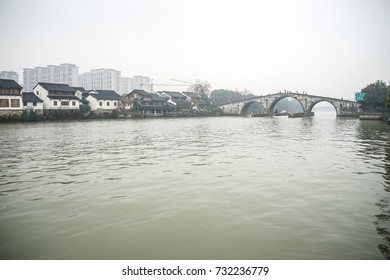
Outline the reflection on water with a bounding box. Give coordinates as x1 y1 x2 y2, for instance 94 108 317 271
0 114 390 259
376 144 390 259
357 121 390 259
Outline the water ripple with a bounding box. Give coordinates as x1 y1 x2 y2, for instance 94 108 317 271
0 116 389 259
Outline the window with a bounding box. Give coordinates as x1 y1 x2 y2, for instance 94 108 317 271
23 102 27 106
0 99 9 107
114 102 117 106
11 99 20 107
61 101 69 106
36 91 39 95
107 102 110 106
99 101 102 106
72 101 76 106
53 101 58 106
33 102 37 106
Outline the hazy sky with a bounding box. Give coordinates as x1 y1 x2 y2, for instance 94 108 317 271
1 0 389 99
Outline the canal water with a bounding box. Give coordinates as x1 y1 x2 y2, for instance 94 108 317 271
1 110 389 259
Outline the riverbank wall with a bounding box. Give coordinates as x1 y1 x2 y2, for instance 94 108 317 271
0 108 217 122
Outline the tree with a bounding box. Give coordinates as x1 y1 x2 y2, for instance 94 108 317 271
188 80 212 107
119 95 133 109
387 83 390 110
359 80 388 112
188 79 211 96
210 89 243 105
209 89 257 105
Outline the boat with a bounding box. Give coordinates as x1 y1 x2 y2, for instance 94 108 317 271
288 112 304 118
359 113 383 120
274 109 288 116
251 112 268 117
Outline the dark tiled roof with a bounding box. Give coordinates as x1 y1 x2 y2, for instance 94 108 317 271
127 89 152 97
89 90 120 100
47 95 80 100
72 87 88 93
36 82 76 93
0 79 22 89
95 90 120 97
182 92 200 98
151 93 169 102
22 92 43 103
161 91 183 98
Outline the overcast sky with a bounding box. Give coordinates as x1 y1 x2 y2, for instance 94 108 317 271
1 0 389 99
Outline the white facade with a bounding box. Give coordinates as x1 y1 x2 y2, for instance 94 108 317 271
85 93 119 111
74 90 82 99
0 71 19 83
33 84 80 110
49 98 80 109
23 63 79 91
0 95 22 110
23 101 43 111
79 69 121 92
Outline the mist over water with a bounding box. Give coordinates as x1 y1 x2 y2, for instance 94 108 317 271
1 112 389 259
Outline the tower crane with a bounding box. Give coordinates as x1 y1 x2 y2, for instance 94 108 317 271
140 79 189 92
170 79 196 85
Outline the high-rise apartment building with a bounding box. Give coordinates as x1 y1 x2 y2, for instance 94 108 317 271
79 69 121 92
120 77 132 95
22 63 79 91
0 71 19 83
131 75 152 92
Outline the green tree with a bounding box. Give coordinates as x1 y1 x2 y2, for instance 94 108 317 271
210 89 242 105
359 80 388 112
210 89 257 105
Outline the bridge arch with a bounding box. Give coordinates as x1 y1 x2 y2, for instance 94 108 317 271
268 96 304 116
240 101 265 116
307 100 339 116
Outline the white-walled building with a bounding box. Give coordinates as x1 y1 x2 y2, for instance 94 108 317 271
72 87 88 100
85 90 120 111
23 63 79 91
33 82 80 110
22 92 43 111
79 69 121 93
0 79 23 111
0 71 19 83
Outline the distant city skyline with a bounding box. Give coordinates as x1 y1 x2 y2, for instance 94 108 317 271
12 62 153 94
0 71 19 83
1 0 389 100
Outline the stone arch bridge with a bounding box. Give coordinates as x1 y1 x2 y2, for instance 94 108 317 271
218 92 359 117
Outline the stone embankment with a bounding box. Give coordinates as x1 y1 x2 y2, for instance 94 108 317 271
0 108 216 122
